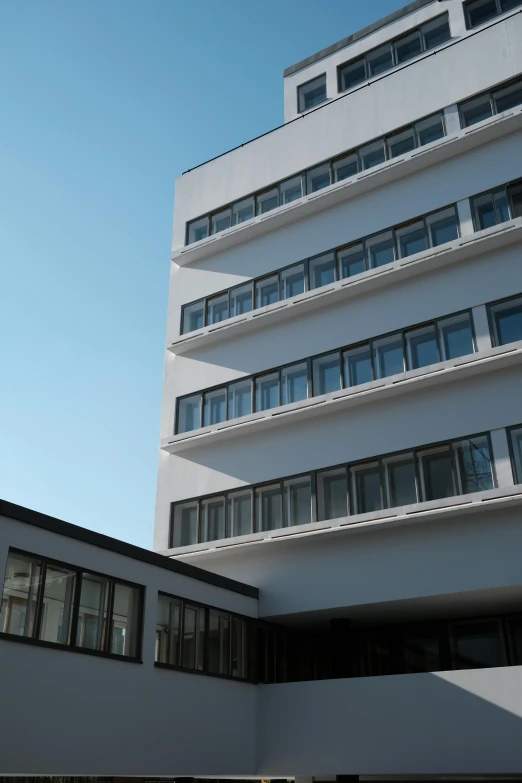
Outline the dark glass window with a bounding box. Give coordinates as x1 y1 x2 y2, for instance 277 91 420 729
182 300 205 334
353 463 382 514
420 447 455 500
510 427 522 484
395 31 422 63
172 502 199 548
177 394 202 433
256 483 283 531
208 610 231 675
339 243 365 278
281 363 308 405
366 231 395 268
255 372 280 411
182 604 206 670
400 632 442 673
284 476 312 526
228 491 252 537
490 296 522 345
339 57 366 91
494 79 522 113
228 379 252 419
317 468 348 521
397 220 427 258
203 388 226 427
309 253 336 289
465 0 498 28
156 594 181 666
454 436 494 494
451 620 505 668
230 283 253 317
373 334 404 378
438 314 474 360
460 93 493 127
367 44 393 76
202 497 226 542
313 353 341 395
256 275 279 308
406 324 439 369
281 264 305 299
384 455 417 507
298 74 327 112
416 114 445 146
509 181 522 218
472 188 510 230
343 344 373 387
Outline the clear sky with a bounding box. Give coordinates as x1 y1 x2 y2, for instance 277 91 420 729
0 0 408 549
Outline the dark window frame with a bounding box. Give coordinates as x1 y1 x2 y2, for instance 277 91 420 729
297 72 327 114
458 75 522 128
464 0 522 29
486 292 522 347
470 177 522 232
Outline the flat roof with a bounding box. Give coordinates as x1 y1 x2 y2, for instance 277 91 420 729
284 0 437 77
0 499 258 599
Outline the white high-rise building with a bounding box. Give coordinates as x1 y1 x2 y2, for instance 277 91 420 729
2 0 522 779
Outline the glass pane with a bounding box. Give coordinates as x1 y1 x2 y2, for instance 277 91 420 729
401 633 442 673
281 362 308 405
359 139 386 170
257 188 279 215
39 565 76 645
307 164 331 194
395 31 422 63
203 388 226 427
508 181 522 219
339 243 365 279
0 552 41 637
156 594 181 665
284 476 312 526
317 468 348 521
367 44 393 77
281 263 305 299
416 114 445 146
494 189 510 223
451 620 504 668
172 502 199 547
232 197 254 225
500 0 522 9
182 604 206 670
388 128 415 158
110 582 140 657
491 297 522 345
422 15 451 48
373 333 404 378
460 94 493 127
255 372 280 411
353 463 382 514
230 283 253 317
232 616 248 678
228 379 252 419
473 192 497 230
309 252 336 289
384 455 417 507
366 231 395 268
280 175 303 204
454 436 493 494
211 209 232 235
299 75 326 111
396 220 427 258
508 617 522 664
340 57 366 91
256 483 283 531
426 207 459 246
177 394 202 434
202 497 226 542
438 313 474 360
256 275 279 308
494 79 522 113
466 0 498 27
76 573 110 651
182 301 205 334
510 427 522 484
420 448 455 500
333 154 358 182
343 344 373 387
187 216 209 244
313 352 341 395
206 294 228 325
228 491 252 537
208 610 231 675
406 324 439 369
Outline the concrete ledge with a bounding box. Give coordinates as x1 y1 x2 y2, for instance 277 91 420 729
171 106 522 268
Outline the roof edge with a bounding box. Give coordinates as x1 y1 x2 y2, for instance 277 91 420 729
0 499 259 599
283 0 439 77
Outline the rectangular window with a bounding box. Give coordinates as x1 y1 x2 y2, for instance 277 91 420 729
352 462 383 514
489 295 522 346
422 14 451 48
426 206 459 247
227 490 253 537
339 57 366 92
281 362 308 405
415 113 445 146
76 572 110 652
460 93 493 127
256 483 283 532
373 333 405 378
339 242 366 279
406 324 439 369
232 197 254 225
394 30 422 63
284 475 312 526
307 164 331 194
156 594 181 666
187 216 209 245
203 388 226 427
313 352 341 396
418 445 455 501
211 209 232 235
177 393 202 434
255 372 280 411
343 344 373 387
453 435 494 494
257 187 279 215
472 188 510 230
509 180 522 218
280 175 303 205
367 44 393 77
202 497 226 542
438 313 474 360
230 282 253 317
255 274 279 308
208 609 231 676
465 0 501 27
298 74 326 112
493 78 522 114
172 502 199 548
39 564 76 646
383 453 418 507
182 603 206 671
451 619 505 668
510 426 522 484
366 230 395 268
206 293 228 325
182 300 205 334
359 139 386 170
228 378 252 419
110 582 140 657
309 252 336 289
333 153 358 182
281 263 305 299
388 127 416 158
317 468 348 521
0 551 41 637
232 616 248 678
396 220 427 258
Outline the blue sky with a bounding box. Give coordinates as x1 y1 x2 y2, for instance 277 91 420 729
0 0 407 548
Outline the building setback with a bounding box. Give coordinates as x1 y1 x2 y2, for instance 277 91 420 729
3 0 522 780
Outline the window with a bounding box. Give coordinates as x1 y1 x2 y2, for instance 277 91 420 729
359 139 386 170
343 344 373 387
494 78 522 113
453 435 494 494
339 57 366 92
459 79 522 128
333 153 358 182
228 379 252 419
232 616 248 678
202 497 226 542
171 502 199 547
281 362 308 405
489 295 522 346
425 206 459 246
208 610 231 675
339 242 366 279
317 468 348 521
352 462 383 514
227 490 253 537
177 393 202 433
281 263 305 299
373 333 404 378
230 282 253 317
464 0 521 28
472 188 510 230
313 352 341 396
460 93 493 127
419 445 455 500
388 127 416 158
394 30 422 64
415 113 445 146
309 252 336 289
307 164 331 193
256 274 279 308
397 220 427 258
280 175 303 205
510 426 522 484
203 388 226 427
367 44 393 77
451 619 505 668
257 187 279 215
187 216 209 244
182 300 205 334
0 550 142 660
206 293 228 325
232 197 254 225
156 594 181 666
182 603 206 670
211 209 231 235
422 14 451 48
383 453 418 507
366 230 395 268
298 74 327 112
438 313 474 360
406 324 439 369
255 372 280 411
284 475 312 526
256 483 283 531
